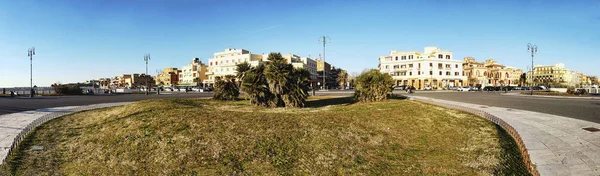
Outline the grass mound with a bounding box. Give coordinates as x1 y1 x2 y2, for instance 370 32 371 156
1 96 530 175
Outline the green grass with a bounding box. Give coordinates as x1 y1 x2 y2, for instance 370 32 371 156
0 96 530 175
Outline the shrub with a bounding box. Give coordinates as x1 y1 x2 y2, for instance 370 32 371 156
353 69 394 102
239 53 311 108
212 75 239 101
51 84 83 95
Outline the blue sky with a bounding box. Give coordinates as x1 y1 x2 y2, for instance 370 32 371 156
1 0 599 87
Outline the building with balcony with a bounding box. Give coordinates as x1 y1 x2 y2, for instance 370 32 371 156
154 68 180 87
378 46 467 89
282 54 318 85
110 74 155 88
527 63 583 87
179 58 208 87
205 48 264 86
462 57 523 87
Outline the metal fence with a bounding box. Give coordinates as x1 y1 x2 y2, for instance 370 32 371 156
415 98 540 176
0 102 131 166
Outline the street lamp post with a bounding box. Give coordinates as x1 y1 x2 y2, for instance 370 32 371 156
144 54 151 95
27 47 35 98
318 36 330 90
527 43 537 95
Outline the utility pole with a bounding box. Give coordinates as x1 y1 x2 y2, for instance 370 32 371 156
144 54 151 95
318 36 330 90
527 43 537 95
28 47 35 98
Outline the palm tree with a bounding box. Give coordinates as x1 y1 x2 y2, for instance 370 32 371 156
236 62 252 87
468 77 478 87
337 70 348 89
265 53 292 107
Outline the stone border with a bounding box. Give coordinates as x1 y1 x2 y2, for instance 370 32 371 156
1 102 131 166
415 98 541 176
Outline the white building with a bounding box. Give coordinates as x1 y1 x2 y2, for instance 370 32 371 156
205 48 264 85
281 54 318 83
379 46 467 89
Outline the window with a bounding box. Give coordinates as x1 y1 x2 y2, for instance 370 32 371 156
430 63 433 67
445 64 451 68
409 55 413 59
418 63 421 68
438 54 443 59
210 62 212 66
410 72 412 76
438 63 443 69
430 71 433 75
455 64 458 68
409 64 413 68
455 72 459 76
402 56 406 60
446 55 451 59
395 56 398 61
446 71 450 76
385 65 389 69
418 71 421 75
439 71 442 75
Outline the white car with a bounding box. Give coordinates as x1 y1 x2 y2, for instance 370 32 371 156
424 86 432 90
457 86 471 91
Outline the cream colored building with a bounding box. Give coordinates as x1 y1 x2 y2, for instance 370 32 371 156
205 48 264 86
528 63 583 87
463 57 523 86
379 46 467 89
281 54 318 83
180 58 208 87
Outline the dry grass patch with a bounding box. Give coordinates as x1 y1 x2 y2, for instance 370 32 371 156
1 96 530 175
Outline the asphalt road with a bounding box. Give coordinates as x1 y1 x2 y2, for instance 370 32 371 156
1 90 599 124
403 91 600 124
0 93 212 115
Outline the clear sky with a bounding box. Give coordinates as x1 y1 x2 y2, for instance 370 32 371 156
1 0 599 87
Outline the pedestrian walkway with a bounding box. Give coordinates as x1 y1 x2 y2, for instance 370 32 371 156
411 96 600 176
0 102 132 166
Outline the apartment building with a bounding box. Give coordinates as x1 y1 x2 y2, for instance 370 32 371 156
379 46 467 89
282 54 318 84
462 57 523 86
179 58 208 87
528 63 582 87
205 48 264 86
154 68 181 87
111 74 154 88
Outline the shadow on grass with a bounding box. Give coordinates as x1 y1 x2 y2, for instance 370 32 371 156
493 125 532 176
306 96 355 108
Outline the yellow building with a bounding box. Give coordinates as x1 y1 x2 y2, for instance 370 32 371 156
528 63 581 87
180 58 208 87
154 68 180 87
463 57 523 86
379 46 467 89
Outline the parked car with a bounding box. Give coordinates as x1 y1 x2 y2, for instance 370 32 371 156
424 86 432 90
191 88 202 92
483 86 495 91
469 87 479 91
521 87 530 90
457 86 470 91
448 86 458 90
394 85 407 90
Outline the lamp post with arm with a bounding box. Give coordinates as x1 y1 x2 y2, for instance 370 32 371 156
527 43 537 95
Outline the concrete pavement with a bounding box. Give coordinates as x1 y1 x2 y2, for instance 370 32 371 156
412 95 600 176
0 102 132 165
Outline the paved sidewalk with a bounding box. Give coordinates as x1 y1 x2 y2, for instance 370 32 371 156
411 96 600 176
0 102 132 165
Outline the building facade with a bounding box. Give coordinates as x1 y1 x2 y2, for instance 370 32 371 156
282 54 318 85
110 74 155 88
528 63 582 87
179 58 208 87
462 57 523 86
379 46 467 89
154 68 180 87
205 48 264 86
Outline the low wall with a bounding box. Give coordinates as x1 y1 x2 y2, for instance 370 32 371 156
414 97 540 176
549 88 567 93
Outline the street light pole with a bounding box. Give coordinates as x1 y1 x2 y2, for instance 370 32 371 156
527 43 537 95
28 47 35 98
318 36 330 90
144 54 151 95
